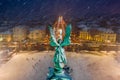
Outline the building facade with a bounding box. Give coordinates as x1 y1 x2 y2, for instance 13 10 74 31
0 30 12 42
79 30 116 43
100 33 116 43
79 31 92 41
0 33 12 42
28 29 45 43
13 25 28 42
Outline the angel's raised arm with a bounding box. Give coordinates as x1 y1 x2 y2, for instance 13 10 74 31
61 24 72 47
49 26 59 47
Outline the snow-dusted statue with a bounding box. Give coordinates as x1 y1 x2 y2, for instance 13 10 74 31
46 24 72 80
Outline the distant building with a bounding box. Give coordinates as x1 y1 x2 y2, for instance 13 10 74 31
79 29 116 43
79 31 92 41
28 29 45 43
100 33 116 43
117 34 120 43
43 34 50 44
0 30 12 42
116 29 120 43
13 25 28 42
97 28 116 43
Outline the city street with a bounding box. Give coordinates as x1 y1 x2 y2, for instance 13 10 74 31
0 51 120 80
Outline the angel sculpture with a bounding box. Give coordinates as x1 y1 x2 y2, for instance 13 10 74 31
47 24 72 80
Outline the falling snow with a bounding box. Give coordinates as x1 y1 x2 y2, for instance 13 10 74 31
0 0 119 23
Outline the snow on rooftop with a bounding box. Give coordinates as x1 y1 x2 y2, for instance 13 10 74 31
15 25 28 28
29 25 46 31
117 29 120 34
97 27 114 33
82 27 90 31
78 24 88 28
77 24 90 31
77 23 114 33
0 30 12 34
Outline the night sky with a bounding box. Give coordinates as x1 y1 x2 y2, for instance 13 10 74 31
0 0 120 23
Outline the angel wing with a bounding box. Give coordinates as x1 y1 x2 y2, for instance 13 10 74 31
61 24 72 47
49 26 59 47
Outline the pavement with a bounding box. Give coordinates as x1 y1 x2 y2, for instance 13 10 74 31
0 51 120 80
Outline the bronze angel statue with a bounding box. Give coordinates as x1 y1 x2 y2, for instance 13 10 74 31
47 24 72 80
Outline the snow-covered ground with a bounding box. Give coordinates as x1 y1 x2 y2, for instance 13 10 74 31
0 51 120 80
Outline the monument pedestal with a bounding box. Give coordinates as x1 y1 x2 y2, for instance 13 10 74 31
46 67 72 80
